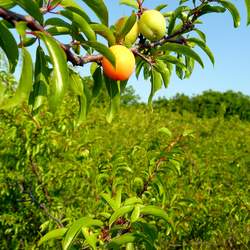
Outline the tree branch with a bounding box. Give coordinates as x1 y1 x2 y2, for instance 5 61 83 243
0 7 103 66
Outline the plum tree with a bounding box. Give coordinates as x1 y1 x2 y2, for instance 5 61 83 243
0 0 249 122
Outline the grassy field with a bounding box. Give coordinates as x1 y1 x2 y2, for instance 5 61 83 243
0 103 250 249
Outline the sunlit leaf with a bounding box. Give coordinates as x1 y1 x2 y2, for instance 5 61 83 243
219 0 240 27
60 9 96 41
80 0 109 26
16 0 43 24
0 48 33 109
38 228 67 246
62 217 103 250
91 23 116 46
109 205 134 227
119 0 138 9
39 32 69 113
163 43 204 68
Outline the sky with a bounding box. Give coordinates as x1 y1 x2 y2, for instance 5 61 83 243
6 0 250 102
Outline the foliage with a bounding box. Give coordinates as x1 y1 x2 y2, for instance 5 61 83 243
0 92 249 249
154 90 250 121
0 0 249 121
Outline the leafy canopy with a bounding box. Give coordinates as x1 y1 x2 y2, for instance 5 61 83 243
0 0 249 122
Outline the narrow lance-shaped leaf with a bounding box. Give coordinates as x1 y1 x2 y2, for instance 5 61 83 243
58 0 91 22
163 43 204 68
109 205 134 227
68 70 90 122
45 18 72 29
85 41 116 67
92 66 104 98
60 10 96 41
62 217 103 250
245 0 250 25
104 76 125 123
187 37 215 65
81 228 98 250
0 0 16 9
29 46 49 111
0 48 33 109
148 69 162 106
154 60 171 88
168 6 189 35
38 228 68 246
80 0 109 26
140 205 170 223
107 233 138 248
15 0 43 24
0 21 19 73
219 0 240 28
119 0 139 9
39 32 69 113
91 23 116 46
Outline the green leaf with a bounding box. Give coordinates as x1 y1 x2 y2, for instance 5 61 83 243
119 0 138 9
130 204 141 223
109 205 134 227
219 0 240 27
108 233 138 248
158 127 172 137
193 28 206 42
58 0 91 23
81 227 98 250
0 0 16 9
154 60 170 88
245 0 250 25
92 66 104 98
46 26 70 36
116 13 137 39
187 37 215 65
0 48 33 109
0 21 19 73
38 228 68 246
159 55 186 70
39 33 69 113
16 0 43 24
45 17 72 29
163 43 204 68
104 76 124 123
85 41 115 67
62 217 103 250
29 46 49 111
124 197 143 206
100 192 118 211
168 6 189 35
68 70 90 122
91 23 116 46
22 37 37 47
60 9 96 41
155 4 168 11
80 0 109 26
198 4 226 16
148 70 162 106
140 205 170 222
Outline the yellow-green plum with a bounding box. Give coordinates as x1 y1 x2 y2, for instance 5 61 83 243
138 10 166 41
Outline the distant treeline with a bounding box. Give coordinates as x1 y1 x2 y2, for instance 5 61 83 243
154 90 250 121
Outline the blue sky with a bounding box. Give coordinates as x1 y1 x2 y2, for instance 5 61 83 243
8 1 250 102
103 0 250 101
